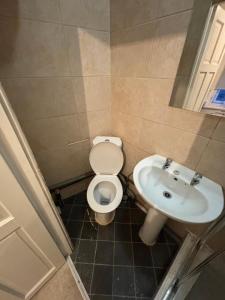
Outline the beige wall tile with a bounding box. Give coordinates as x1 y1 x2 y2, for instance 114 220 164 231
112 111 142 147
0 1 110 186
22 115 82 153
158 0 194 17
0 0 61 22
161 108 219 138
196 140 225 187
110 0 159 31
60 0 109 31
112 77 174 116
139 120 209 169
36 140 91 185
0 18 69 77
212 118 225 143
74 76 110 112
64 27 110 76
1 77 78 120
79 110 111 139
149 11 192 78
122 141 149 176
111 11 191 78
111 22 157 77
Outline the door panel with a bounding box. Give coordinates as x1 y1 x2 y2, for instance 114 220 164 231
0 153 65 299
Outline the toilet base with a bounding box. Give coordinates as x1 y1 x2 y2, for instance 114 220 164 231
95 210 115 225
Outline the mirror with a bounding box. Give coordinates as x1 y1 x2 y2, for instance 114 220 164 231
170 0 225 117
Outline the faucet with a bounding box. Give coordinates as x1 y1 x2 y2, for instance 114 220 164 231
190 172 202 186
162 158 172 170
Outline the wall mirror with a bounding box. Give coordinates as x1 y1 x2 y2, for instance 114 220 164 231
170 0 225 117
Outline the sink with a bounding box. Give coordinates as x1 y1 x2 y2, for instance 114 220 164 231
133 155 224 245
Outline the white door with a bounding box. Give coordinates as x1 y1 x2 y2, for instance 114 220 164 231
0 151 65 300
184 4 225 111
0 95 66 298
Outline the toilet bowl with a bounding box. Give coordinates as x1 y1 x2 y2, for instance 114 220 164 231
87 136 124 225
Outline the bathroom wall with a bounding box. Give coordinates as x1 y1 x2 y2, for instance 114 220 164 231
111 0 225 241
0 0 111 186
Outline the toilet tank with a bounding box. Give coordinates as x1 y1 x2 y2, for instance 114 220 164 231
93 136 122 148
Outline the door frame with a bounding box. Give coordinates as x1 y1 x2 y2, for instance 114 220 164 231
0 83 73 257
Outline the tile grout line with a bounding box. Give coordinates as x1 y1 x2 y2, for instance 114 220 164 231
65 234 176 245
89 217 99 296
71 261 165 269
130 206 137 300
112 216 116 298
149 242 158 290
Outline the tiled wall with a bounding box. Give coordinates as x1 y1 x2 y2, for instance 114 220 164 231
111 0 225 240
0 0 111 186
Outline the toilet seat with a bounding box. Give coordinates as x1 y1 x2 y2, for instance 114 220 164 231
87 175 123 213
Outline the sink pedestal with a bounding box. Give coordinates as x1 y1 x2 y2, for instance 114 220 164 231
139 208 168 245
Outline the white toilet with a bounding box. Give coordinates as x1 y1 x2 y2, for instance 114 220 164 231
87 136 124 225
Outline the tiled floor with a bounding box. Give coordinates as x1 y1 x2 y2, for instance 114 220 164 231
61 191 180 300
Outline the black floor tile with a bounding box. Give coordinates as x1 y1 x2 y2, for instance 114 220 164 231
113 297 135 300
60 204 72 220
115 223 131 242
92 295 112 300
76 240 96 263
73 191 88 206
98 223 114 241
151 244 171 268
85 208 96 221
115 208 131 223
81 222 98 240
113 266 135 297
95 241 114 265
156 229 167 243
119 198 131 208
155 268 167 285
114 242 133 266
70 239 79 261
66 221 83 238
70 206 86 221
168 244 179 257
164 230 179 245
134 267 156 298
62 191 180 299
133 243 153 267
131 224 142 243
75 263 93 294
91 265 113 295
130 208 145 224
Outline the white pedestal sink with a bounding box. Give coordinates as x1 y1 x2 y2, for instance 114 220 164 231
133 155 224 245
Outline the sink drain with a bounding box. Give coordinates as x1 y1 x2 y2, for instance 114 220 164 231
163 191 172 199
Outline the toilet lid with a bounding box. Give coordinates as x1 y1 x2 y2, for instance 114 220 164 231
89 142 123 175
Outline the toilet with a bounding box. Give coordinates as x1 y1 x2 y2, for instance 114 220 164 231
87 136 124 225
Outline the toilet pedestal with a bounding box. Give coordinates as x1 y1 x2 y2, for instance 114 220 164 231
139 208 168 245
95 211 115 226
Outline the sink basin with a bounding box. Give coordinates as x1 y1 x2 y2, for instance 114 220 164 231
133 155 224 245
